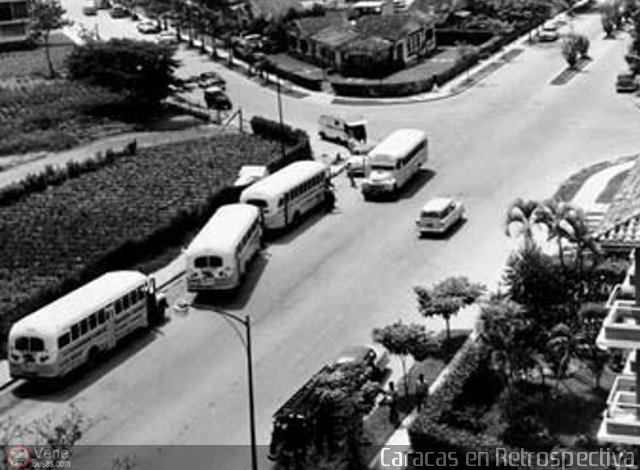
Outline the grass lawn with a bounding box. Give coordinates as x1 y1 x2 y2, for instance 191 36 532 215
596 168 630 204
554 156 637 202
0 32 76 79
359 331 470 465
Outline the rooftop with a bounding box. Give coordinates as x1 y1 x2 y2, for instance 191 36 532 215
354 13 432 41
595 158 640 249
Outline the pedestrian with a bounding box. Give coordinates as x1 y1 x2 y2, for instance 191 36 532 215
386 381 399 426
346 165 356 188
415 373 429 411
325 188 336 212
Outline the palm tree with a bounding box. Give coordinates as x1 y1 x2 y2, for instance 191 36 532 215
559 207 602 276
505 198 545 251
538 200 580 268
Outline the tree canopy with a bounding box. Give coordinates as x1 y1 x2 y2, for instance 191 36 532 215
66 39 180 105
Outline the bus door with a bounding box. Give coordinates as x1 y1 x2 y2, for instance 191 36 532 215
146 278 166 326
104 305 116 348
283 194 289 227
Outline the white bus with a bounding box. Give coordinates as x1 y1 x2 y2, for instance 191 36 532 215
240 161 332 230
185 203 263 292
8 271 167 380
361 129 428 200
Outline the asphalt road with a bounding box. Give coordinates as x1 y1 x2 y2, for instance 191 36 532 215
2 6 640 470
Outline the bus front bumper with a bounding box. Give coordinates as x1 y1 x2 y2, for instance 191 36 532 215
10 362 59 379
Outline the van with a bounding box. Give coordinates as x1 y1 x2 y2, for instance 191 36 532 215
318 114 367 150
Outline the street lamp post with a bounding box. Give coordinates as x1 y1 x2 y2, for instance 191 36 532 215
276 79 286 160
174 302 258 470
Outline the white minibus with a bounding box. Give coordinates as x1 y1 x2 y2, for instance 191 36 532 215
8 271 166 380
361 129 428 200
185 203 263 292
240 161 332 230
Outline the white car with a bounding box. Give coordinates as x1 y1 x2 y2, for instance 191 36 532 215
137 20 161 34
416 197 465 236
538 24 559 42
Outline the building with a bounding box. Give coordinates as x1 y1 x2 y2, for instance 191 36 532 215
0 0 30 46
286 10 436 76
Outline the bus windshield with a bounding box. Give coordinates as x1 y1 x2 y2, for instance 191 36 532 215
346 123 366 142
371 164 394 171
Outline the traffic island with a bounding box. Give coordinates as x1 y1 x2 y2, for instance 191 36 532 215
550 56 592 85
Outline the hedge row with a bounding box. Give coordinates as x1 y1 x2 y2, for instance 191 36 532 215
263 59 324 92
249 115 312 172
330 76 435 98
0 141 137 208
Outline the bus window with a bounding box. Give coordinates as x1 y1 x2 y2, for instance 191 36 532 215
31 338 44 352
208 256 223 268
80 319 88 335
98 310 106 324
195 257 208 269
71 325 80 340
58 333 70 349
122 295 130 310
115 300 122 315
15 337 28 350
89 314 97 330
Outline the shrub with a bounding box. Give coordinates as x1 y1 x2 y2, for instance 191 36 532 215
249 115 312 171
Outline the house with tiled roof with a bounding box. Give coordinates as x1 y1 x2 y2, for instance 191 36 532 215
0 0 30 47
286 9 436 75
594 159 640 252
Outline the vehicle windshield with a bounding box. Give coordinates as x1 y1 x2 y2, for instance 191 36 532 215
245 199 267 208
346 124 366 142
370 164 394 171
15 336 45 352
421 210 442 218
194 256 223 269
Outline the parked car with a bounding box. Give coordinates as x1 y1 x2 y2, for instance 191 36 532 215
204 86 232 111
137 20 161 34
157 30 178 45
233 165 269 188
538 23 559 42
196 71 226 90
109 4 129 18
416 197 465 236
616 72 639 93
333 344 389 380
82 1 98 15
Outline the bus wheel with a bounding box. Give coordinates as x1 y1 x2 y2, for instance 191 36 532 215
87 347 101 366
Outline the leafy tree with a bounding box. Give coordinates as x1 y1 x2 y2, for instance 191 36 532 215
576 303 610 388
372 321 440 396
562 34 591 69
67 39 180 105
481 299 538 397
30 0 73 78
503 247 581 327
601 0 620 37
415 276 485 341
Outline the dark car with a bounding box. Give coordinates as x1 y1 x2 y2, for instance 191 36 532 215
204 86 232 111
616 72 639 93
197 71 226 90
109 4 129 18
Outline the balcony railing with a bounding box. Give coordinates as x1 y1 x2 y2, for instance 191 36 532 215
598 375 640 445
597 290 640 349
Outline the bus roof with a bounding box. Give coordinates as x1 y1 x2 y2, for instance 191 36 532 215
240 161 328 201
185 203 260 256
369 129 426 161
10 271 148 337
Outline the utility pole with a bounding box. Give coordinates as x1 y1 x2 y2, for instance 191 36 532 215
277 79 286 160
